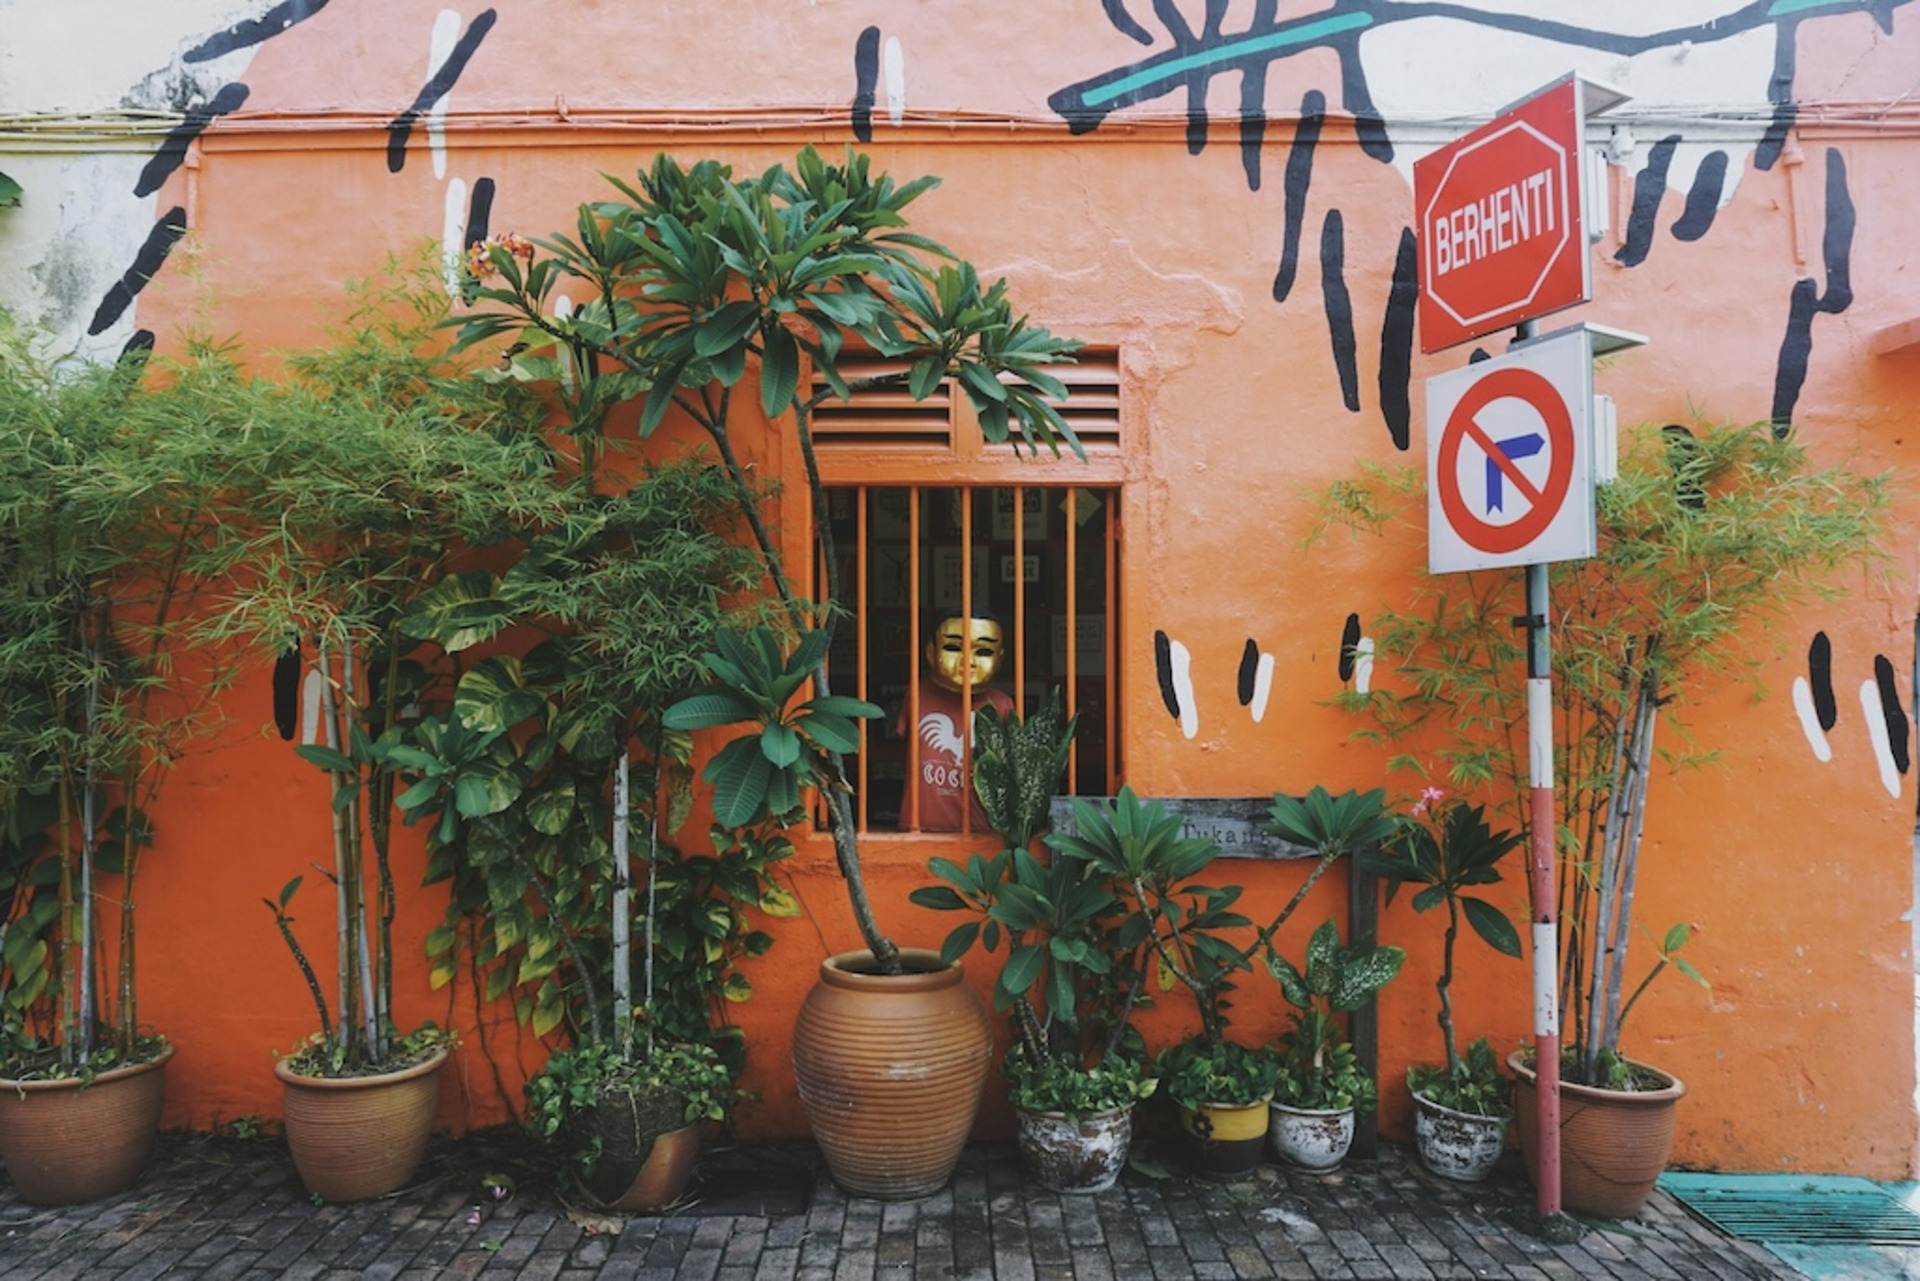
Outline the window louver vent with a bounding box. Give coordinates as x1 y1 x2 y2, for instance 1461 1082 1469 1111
811 350 1120 454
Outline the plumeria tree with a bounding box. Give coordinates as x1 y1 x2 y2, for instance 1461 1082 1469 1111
451 147 1086 972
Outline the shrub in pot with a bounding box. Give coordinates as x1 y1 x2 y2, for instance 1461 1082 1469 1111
1053 785 1394 1179
1360 793 1523 1181
1266 918 1403 1171
0 315 234 1203
202 274 571 1200
1327 420 1883 1215
913 696 1155 1193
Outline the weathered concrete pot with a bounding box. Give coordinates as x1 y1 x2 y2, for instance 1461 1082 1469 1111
1015 1105 1133 1194
1412 1091 1506 1183
1268 1100 1355 1171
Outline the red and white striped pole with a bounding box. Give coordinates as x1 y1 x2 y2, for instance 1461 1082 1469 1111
1523 558 1562 1220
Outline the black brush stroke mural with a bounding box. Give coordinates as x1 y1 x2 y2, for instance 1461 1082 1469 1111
1271 91 1325 303
1321 211 1359 413
1154 629 1180 720
1238 639 1260 706
1334 36 1392 164
386 9 498 175
273 643 302 741
118 330 156 369
1809 631 1837 732
1771 148 1854 432
1379 228 1417 451
88 207 187 336
1670 150 1728 242
1615 135 1679 268
1875 653 1910 774
1236 0 1281 189
464 178 496 250
1754 23 1799 171
1103 0 1155 45
184 0 330 62
1338 613 1361 684
135 82 250 197
852 26 880 144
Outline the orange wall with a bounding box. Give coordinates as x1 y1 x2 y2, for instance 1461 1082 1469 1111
58 0 1920 1177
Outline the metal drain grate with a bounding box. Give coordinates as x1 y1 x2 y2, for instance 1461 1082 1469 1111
1661 1174 1920 1246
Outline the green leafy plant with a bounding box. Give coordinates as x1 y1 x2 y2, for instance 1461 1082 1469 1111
910 696 1150 1115
1268 919 1404 1112
1323 421 1883 1085
1154 1038 1278 1111
1359 791 1522 1114
524 1033 730 1197
1407 1037 1509 1119
662 627 881 830
451 146 1086 974
1003 1041 1156 1118
0 309 232 1077
196 267 567 1076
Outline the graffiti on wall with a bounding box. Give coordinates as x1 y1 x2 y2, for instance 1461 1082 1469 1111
1042 0 1905 444
1796 631 1913 797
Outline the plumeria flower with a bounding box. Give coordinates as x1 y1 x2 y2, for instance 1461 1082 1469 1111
465 232 535 282
465 1207 483 1227
1411 785 1445 816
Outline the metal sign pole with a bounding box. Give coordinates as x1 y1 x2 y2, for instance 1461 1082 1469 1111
1523 558 1562 1220
1512 315 1562 1221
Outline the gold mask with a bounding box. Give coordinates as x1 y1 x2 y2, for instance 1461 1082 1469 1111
926 617 1004 693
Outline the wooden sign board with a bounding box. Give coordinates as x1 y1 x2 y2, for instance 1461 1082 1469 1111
1047 796 1319 862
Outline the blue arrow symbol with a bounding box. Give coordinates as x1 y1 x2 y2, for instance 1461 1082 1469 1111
1486 433 1545 512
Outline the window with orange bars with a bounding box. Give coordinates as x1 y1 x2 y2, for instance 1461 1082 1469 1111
811 350 1124 836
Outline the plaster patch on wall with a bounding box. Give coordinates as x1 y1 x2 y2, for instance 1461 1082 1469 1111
988 237 1244 360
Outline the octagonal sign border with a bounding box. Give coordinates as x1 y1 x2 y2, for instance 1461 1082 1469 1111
1415 77 1589 354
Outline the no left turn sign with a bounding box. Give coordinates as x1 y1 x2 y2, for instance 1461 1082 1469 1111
1427 328 1596 574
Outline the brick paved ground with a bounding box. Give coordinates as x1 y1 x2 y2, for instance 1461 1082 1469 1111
0 1129 1808 1280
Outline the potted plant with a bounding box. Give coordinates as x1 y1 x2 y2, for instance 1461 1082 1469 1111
1329 420 1883 1215
1048 785 1393 1179
1265 918 1404 1171
0 316 234 1203
201 273 569 1200
458 147 1085 1200
912 696 1156 1193
1360 791 1523 1181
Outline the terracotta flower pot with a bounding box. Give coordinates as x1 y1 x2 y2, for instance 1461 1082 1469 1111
1508 1050 1684 1219
1412 1091 1506 1183
0 1043 173 1205
276 1045 448 1202
791 948 992 1199
1175 1094 1271 1180
597 1124 700 1212
1015 1105 1134 1194
1268 1099 1356 1171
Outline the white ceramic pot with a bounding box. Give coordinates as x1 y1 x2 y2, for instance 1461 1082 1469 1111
1412 1090 1506 1183
1268 1100 1355 1171
1015 1105 1133 1194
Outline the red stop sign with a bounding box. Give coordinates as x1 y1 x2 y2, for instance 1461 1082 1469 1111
1415 78 1587 353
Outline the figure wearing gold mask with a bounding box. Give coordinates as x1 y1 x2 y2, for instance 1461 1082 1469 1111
894 610 1014 832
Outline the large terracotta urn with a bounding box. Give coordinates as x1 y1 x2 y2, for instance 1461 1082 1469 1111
1509 1050 1684 1219
791 948 992 1199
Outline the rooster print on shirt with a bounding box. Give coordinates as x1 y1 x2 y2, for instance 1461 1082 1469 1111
896 680 1014 832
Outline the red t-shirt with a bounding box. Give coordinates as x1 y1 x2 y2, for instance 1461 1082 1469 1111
893 679 1015 833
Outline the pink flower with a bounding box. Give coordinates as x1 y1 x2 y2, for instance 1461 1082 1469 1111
466 1208 482 1227
1410 785 1445 817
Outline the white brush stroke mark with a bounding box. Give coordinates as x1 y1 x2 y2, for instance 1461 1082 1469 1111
1861 679 1900 799
1792 676 1832 763
1355 637 1375 696
1250 652 1274 723
300 669 324 747
1170 640 1197 740
883 37 905 126
428 9 462 181
442 176 467 298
